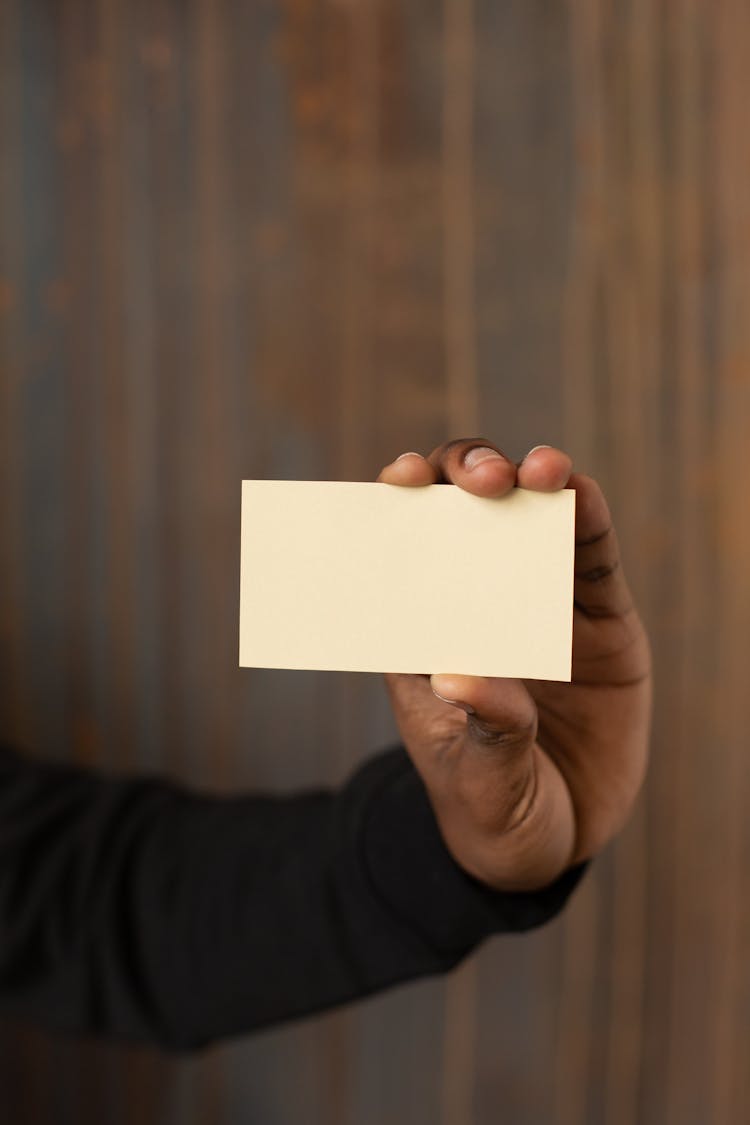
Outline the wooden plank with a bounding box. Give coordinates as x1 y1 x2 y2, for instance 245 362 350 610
3 1 750 1123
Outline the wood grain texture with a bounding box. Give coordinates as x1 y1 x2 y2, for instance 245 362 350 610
2 2 750 1122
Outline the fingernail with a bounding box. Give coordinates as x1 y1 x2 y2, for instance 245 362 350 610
394 451 422 462
524 444 552 460
430 680 476 714
432 690 475 714
463 446 503 471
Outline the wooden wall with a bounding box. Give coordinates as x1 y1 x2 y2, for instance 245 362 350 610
2 1 750 1122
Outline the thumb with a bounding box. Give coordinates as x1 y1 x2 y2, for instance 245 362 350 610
424 675 576 890
384 672 537 776
385 671 538 815
429 674 538 764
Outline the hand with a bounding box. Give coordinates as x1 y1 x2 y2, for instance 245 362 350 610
376 439 652 892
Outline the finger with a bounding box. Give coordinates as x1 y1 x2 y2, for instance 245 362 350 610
377 451 439 487
569 472 634 619
426 438 517 498
516 444 573 492
428 673 550 849
387 671 537 829
386 672 536 767
389 671 575 889
384 671 457 741
429 674 538 760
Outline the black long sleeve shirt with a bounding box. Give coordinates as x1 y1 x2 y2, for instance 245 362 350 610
0 743 584 1050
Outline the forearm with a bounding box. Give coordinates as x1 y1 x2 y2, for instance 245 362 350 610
0 744 585 1049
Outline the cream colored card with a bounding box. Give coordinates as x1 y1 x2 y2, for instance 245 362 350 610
239 480 575 681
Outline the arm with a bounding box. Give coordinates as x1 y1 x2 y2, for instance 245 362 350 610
0 437 648 1050
0 742 583 1050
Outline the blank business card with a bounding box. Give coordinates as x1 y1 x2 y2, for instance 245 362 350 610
239 480 575 681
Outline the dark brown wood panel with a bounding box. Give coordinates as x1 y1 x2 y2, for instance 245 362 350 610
2 1 750 1123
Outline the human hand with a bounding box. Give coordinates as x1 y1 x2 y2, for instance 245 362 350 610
376 439 652 892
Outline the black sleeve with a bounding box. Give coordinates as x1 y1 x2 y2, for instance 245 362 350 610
0 743 585 1049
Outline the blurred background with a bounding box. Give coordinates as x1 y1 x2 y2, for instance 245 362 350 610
1 1 749 1123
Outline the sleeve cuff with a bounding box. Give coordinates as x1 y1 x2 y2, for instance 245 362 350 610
357 747 587 960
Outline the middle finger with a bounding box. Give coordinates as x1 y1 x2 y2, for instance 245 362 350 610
426 437 517 497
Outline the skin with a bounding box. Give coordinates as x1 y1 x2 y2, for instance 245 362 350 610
376 438 652 893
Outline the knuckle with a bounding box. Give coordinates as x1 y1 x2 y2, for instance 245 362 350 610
575 559 620 583
428 437 475 463
467 713 537 753
576 524 613 548
429 437 499 465
573 599 619 619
